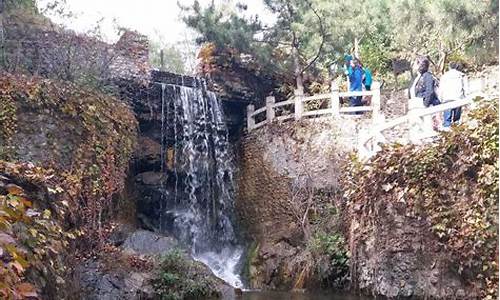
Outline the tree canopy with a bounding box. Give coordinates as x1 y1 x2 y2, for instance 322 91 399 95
181 0 499 91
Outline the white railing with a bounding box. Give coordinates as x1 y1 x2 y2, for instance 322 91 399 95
246 81 382 131
245 75 489 159
357 77 488 159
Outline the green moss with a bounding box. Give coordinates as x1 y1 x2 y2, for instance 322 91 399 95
242 241 259 283
152 250 221 300
308 231 349 288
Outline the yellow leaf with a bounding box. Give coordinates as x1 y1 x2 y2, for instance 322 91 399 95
10 261 24 274
6 184 23 195
42 210 51 219
16 282 38 298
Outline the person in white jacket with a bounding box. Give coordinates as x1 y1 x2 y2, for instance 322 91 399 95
438 62 468 128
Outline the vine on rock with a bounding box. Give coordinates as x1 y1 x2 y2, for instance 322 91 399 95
0 161 76 299
0 72 137 245
344 98 498 299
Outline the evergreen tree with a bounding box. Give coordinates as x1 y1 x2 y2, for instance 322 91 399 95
181 0 498 89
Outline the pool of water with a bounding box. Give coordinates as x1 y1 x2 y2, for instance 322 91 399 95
235 290 372 300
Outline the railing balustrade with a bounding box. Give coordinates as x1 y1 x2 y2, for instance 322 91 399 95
246 81 382 131
246 76 488 160
357 77 488 159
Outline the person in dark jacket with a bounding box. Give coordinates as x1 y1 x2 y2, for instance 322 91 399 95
413 57 440 107
408 56 441 138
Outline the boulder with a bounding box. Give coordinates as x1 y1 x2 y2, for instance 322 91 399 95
122 230 178 256
75 259 154 300
134 137 161 171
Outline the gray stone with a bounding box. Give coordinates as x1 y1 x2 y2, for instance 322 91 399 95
122 230 178 256
75 259 154 300
108 223 136 246
135 172 165 186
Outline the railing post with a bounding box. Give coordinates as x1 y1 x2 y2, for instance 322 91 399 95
331 80 340 116
266 96 275 122
247 104 255 131
372 81 381 123
294 88 304 120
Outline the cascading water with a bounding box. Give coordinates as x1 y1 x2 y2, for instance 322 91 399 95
157 81 243 288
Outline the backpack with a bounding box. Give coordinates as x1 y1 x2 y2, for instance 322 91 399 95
363 68 373 87
431 74 441 105
410 72 440 105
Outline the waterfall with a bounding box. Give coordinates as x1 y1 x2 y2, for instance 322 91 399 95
158 81 243 288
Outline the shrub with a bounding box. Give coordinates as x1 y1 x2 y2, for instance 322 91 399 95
309 231 350 288
152 250 221 300
0 161 75 299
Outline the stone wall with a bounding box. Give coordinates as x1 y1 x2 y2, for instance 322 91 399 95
2 11 150 85
235 113 482 297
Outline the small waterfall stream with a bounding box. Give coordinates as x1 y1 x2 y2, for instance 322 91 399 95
157 81 243 287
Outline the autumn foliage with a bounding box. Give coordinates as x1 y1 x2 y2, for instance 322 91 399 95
344 98 499 299
0 73 137 297
0 73 137 234
0 161 74 299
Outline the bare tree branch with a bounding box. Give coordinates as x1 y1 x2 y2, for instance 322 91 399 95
300 0 326 74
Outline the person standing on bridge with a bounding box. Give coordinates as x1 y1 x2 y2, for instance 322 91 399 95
360 61 373 105
409 56 440 140
438 62 467 129
345 57 364 111
411 57 440 108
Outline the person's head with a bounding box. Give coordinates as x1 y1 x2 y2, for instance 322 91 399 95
351 58 360 68
415 56 430 74
449 61 464 72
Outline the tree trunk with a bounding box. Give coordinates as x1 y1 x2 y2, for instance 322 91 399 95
292 44 304 93
437 50 448 75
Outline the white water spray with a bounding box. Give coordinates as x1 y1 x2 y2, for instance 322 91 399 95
158 81 243 288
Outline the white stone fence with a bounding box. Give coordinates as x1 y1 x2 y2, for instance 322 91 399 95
357 77 489 158
357 98 474 158
246 81 382 131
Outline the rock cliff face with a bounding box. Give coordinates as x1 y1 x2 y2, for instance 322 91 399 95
236 118 367 289
348 201 474 299
0 73 138 298
235 115 483 298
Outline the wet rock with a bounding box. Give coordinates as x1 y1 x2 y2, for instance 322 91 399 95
75 259 154 300
134 137 161 171
135 171 165 186
122 230 178 256
348 200 477 299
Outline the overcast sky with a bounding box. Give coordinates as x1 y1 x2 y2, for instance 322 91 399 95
37 0 274 44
